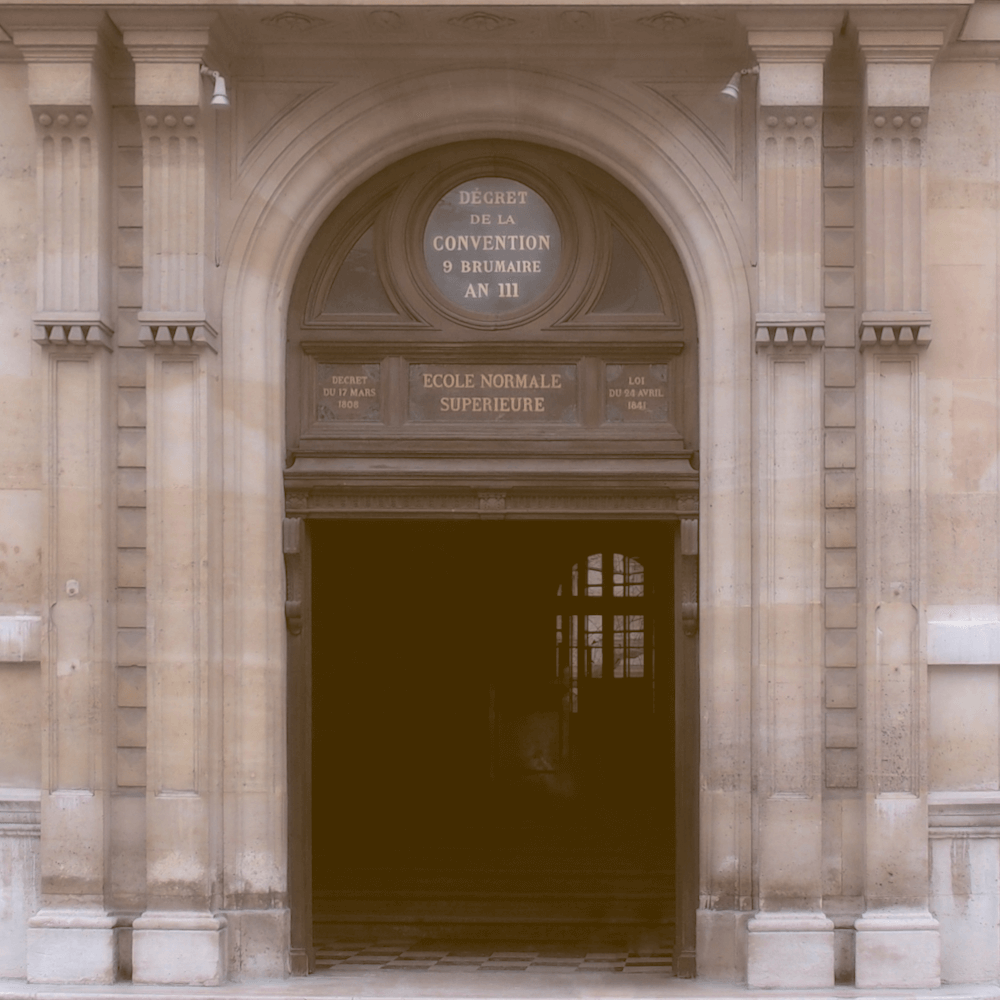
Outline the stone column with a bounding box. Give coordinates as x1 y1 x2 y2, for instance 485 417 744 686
853 26 942 989
745 27 835 988
119 19 227 986
8 15 120 985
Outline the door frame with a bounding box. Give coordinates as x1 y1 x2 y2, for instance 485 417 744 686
284 503 698 977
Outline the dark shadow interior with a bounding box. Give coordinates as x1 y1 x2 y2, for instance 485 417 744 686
310 520 676 959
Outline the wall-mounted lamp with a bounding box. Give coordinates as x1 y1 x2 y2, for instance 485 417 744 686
721 66 759 100
200 65 230 109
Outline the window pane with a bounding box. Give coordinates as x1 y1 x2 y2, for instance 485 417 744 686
587 553 602 596
569 614 578 712
585 614 603 678
612 552 624 596
613 614 625 677
627 614 644 677
627 556 644 597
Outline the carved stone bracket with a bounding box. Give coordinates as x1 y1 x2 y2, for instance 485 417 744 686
138 320 219 352
859 315 931 349
755 318 826 351
33 319 113 350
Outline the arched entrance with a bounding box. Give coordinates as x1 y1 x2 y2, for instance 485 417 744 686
283 141 700 973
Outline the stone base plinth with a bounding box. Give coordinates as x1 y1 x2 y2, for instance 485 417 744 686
855 911 940 988
696 909 752 982
132 911 227 986
26 909 119 984
747 911 834 988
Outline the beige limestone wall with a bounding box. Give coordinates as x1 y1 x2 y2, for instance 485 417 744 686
923 56 1000 984
0 56 44 979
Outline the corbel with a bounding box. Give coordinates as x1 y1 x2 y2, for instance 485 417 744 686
680 517 698 637
283 517 304 635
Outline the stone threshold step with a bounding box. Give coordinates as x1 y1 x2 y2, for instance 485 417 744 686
2 981 1000 1000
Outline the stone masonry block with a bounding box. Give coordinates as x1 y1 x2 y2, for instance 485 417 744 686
824 150 855 187
113 106 142 145
826 550 858 588
117 588 146 629
825 230 855 267
117 628 146 667
117 507 146 548
824 109 854 148
826 709 859 748
826 748 859 788
825 189 855 227
825 430 856 469
117 748 146 788
825 348 856 387
824 271 855 308
825 508 857 547
117 666 146 707
825 471 856 508
117 428 147 468
118 186 143 228
117 706 146 748
824 310 855 348
118 268 143 309
116 146 143 186
117 347 146 388
117 548 146 589
826 668 858 709
826 629 858 667
118 388 146 428
826 589 857 628
118 228 143 268
118 469 146 508
825 389 856 427
116 308 143 349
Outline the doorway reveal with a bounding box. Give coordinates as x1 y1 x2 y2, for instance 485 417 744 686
310 519 675 968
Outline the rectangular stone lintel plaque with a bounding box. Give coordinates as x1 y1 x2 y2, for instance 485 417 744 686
316 363 381 422
606 363 669 422
409 364 577 423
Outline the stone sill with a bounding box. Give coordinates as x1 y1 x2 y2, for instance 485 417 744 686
929 791 1000 837
0 788 41 837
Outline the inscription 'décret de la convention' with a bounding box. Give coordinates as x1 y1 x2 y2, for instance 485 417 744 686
423 178 561 315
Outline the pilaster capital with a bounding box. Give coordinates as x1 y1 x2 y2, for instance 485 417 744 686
6 12 117 110
114 12 222 109
857 27 946 108
745 23 836 107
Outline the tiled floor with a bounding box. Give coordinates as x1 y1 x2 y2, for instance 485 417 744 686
313 940 672 975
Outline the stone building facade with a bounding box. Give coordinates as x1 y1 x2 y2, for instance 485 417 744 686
0 0 999 989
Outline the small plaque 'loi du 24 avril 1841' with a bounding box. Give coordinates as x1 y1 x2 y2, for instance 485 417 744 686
606 364 669 422
424 178 561 316
316 363 381 421
410 364 577 422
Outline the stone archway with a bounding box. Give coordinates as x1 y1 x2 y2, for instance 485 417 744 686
219 67 753 979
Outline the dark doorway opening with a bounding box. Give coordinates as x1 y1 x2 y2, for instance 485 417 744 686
310 520 676 970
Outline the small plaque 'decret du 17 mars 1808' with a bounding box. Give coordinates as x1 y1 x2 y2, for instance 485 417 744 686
423 178 561 316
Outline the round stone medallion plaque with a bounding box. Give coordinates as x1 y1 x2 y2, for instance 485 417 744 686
423 177 562 316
